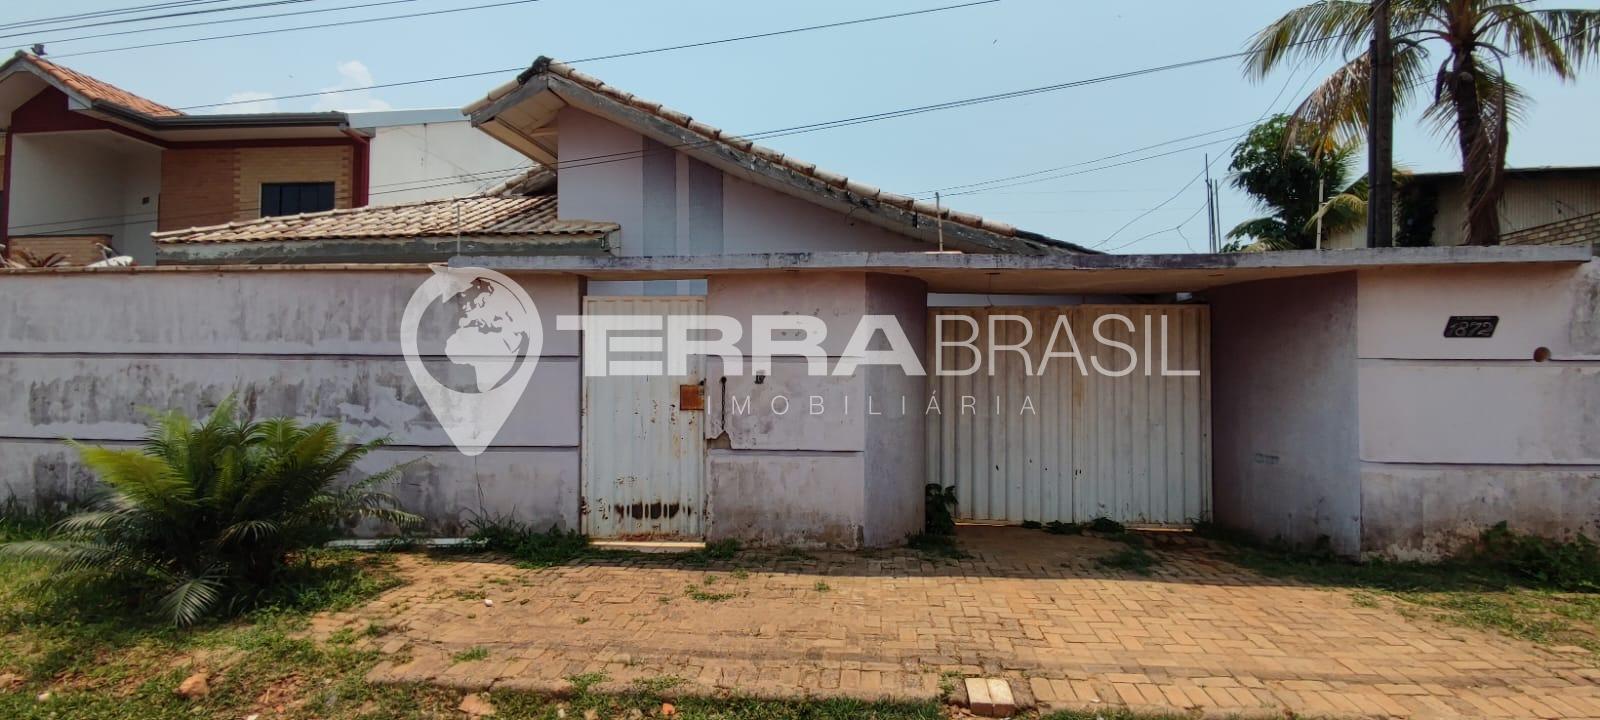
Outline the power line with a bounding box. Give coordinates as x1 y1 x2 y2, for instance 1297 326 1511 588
1097 49 1325 253
132 42 1298 217
936 134 1244 200
15 0 427 49
1093 163 1212 249
0 0 244 32
909 122 1255 198
50 0 546 58
570 0 999 64
2 0 321 42
176 1 1001 110
19 28 1361 241
1103 200 1209 253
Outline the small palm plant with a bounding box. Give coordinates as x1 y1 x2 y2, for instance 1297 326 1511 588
1 398 419 625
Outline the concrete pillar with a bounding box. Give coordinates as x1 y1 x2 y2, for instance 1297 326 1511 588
702 271 927 548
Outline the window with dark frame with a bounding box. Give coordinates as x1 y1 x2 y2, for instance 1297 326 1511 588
260 182 336 217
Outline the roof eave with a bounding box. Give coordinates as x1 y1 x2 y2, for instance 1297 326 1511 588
475 69 1093 255
155 232 616 265
91 101 351 130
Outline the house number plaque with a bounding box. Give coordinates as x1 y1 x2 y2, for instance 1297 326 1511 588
1443 316 1499 338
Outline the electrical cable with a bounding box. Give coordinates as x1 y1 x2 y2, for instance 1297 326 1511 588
175 1 1000 110
1 0 247 32
50 0 546 58
14 0 422 50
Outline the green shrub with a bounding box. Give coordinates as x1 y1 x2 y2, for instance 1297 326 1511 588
1087 517 1126 534
906 533 969 560
1097 544 1155 575
700 538 741 560
924 484 957 536
1479 522 1600 592
1044 521 1082 535
0 497 71 543
467 515 592 567
0 398 419 625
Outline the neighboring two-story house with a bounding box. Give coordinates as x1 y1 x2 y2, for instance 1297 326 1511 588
0 52 528 265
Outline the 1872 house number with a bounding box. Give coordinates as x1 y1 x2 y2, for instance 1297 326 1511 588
1444 316 1499 338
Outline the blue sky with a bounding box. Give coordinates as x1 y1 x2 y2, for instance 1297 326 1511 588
8 0 1600 253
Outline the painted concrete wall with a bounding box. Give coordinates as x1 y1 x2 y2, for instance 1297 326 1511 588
1211 261 1600 559
555 108 925 295
862 274 929 546
1209 272 1362 555
366 119 532 204
1355 262 1600 559
8 131 160 264
701 272 927 547
0 270 582 535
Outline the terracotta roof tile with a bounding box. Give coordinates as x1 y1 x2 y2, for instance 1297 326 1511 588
465 57 1091 253
153 194 616 245
22 53 181 117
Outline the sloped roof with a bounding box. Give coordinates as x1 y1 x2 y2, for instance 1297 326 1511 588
14 52 181 117
464 57 1093 255
152 193 616 245
484 166 556 196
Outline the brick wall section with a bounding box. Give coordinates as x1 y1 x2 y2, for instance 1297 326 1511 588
159 149 239 231
235 146 353 220
1501 211 1600 247
157 145 355 232
6 235 112 265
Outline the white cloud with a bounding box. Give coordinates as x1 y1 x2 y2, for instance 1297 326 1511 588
216 91 280 114
311 60 392 112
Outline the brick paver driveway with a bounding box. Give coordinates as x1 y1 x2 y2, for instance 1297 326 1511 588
315 527 1600 718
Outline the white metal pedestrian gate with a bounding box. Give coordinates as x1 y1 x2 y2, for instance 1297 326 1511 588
581 296 706 538
926 306 1211 525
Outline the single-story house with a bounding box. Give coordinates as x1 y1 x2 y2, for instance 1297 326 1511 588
1 56 1596 561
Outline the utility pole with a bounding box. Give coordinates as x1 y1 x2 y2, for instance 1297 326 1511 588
1367 0 1395 248
1317 176 1326 250
1212 182 1222 248
1203 154 1216 252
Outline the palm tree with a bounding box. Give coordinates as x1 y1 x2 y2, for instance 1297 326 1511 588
1244 1 1600 245
2 398 419 625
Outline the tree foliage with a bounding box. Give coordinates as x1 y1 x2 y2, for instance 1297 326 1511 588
1226 114 1357 251
1243 0 1600 245
1 398 419 625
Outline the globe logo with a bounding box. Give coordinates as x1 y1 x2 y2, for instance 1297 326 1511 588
441 277 532 392
401 266 543 456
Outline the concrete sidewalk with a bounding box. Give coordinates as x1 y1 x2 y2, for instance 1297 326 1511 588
312 527 1600 718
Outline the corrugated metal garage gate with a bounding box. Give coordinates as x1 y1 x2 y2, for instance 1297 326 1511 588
926 306 1210 525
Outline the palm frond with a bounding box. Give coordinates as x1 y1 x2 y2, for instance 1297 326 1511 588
1226 217 1288 242
1243 1 1375 79
157 568 227 627
1516 8 1600 69
9 404 419 624
1288 40 1430 149
1304 192 1369 234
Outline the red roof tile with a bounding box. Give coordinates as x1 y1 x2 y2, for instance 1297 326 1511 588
22 53 181 117
152 193 616 245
